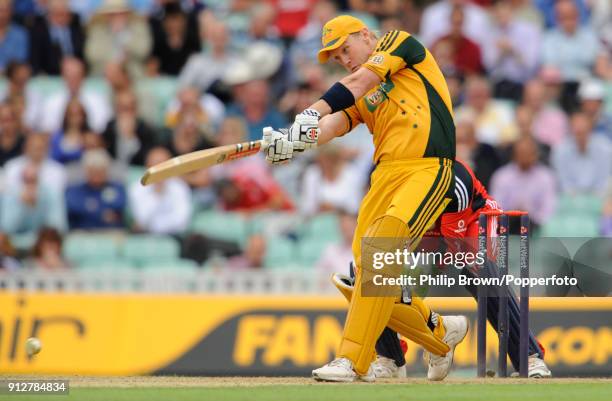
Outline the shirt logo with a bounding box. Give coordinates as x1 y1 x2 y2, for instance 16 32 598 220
366 90 384 106
369 54 385 65
364 89 387 112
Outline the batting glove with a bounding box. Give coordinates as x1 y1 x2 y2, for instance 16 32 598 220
263 127 294 165
288 108 320 152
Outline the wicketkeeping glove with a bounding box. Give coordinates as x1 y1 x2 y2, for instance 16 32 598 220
288 108 320 152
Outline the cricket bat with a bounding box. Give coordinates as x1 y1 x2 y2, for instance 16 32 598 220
141 140 264 186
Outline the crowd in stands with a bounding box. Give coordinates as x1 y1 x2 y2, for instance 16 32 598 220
0 0 610 271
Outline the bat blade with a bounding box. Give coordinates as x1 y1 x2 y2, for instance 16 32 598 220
141 140 264 186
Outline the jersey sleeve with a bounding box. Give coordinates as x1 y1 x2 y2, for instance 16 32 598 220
362 30 427 80
340 105 362 133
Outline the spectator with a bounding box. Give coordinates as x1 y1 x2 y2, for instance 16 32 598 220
163 111 214 157
65 149 126 230
50 99 93 165
29 0 85 75
40 58 112 134
301 145 364 216
0 0 29 72
316 210 357 277
226 79 287 142
248 2 280 45
491 136 557 229
534 0 590 29
103 61 157 127
510 105 551 164
279 81 320 122
214 170 294 212
270 0 314 41
552 112 612 195
208 117 294 212
1 163 67 237
289 0 337 66
0 103 26 166
578 79 612 140
128 147 192 234
102 90 157 166
455 116 501 189
0 232 20 270
85 0 152 78
104 60 132 94
179 18 240 94
149 3 200 75
431 4 484 76
0 62 43 132
483 1 541 101
25 227 69 269
521 79 569 147
541 0 603 113
419 0 490 49
164 87 225 134
4 134 67 194
148 0 200 53
455 76 518 146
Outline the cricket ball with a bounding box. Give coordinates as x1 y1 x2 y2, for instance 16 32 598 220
25 337 42 356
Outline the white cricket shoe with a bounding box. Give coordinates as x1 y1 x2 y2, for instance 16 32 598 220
528 355 552 378
426 315 469 381
372 356 407 378
312 357 375 382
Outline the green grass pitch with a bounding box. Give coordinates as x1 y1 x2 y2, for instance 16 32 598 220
8 380 611 401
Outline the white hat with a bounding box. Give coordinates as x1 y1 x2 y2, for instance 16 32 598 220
98 0 131 14
578 79 605 101
222 42 282 86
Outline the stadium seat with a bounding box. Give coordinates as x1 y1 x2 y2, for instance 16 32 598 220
83 77 111 99
64 233 122 265
127 166 146 186
122 235 181 267
9 232 37 251
298 238 333 267
141 258 199 270
264 236 297 268
29 76 63 97
76 257 135 270
301 213 342 243
541 215 599 237
556 194 604 216
190 210 247 244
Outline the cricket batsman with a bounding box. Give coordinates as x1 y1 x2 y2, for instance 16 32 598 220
360 159 551 378
263 15 467 381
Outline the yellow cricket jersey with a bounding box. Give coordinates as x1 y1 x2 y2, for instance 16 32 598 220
342 30 456 163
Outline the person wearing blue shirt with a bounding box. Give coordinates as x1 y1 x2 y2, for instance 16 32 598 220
65 149 127 230
1 163 67 237
226 79 287 142
0 0 29 72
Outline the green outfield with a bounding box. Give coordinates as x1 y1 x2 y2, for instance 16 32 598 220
6 378 612 401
